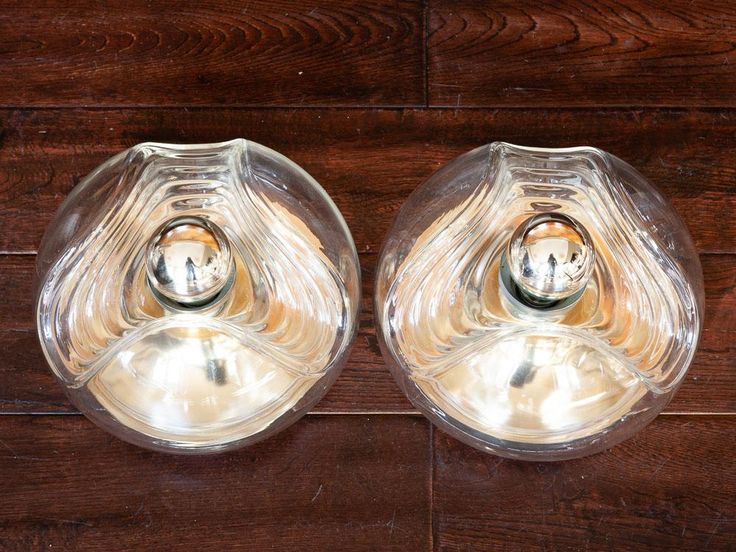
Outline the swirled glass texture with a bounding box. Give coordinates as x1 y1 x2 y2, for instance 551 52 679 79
35 140 360 453
376 143 703 460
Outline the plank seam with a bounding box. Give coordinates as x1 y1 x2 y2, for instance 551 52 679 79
3 105 736 112
423 0 429 109
429 422 435 552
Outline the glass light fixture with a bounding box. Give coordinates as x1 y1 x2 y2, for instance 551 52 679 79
375 143 703 460
35 140 360 453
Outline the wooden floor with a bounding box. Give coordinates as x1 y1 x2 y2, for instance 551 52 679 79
0 1 734 550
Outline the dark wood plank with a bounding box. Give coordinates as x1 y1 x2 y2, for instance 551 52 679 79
1 252 733 414
1 108 735 254
668 254 736 413
0 108 732 414
433 415 736 551
0 0 424 107
0 414 430 551
428 0 736 107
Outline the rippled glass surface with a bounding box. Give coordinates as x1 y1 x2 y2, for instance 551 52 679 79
36 140 360 453
376 143 703 460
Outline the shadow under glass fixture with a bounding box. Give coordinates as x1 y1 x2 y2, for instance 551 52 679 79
35 140 360 453
375 143 703 460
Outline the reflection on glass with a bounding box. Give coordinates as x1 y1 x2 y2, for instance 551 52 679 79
375 143 703 460
36 140 360 453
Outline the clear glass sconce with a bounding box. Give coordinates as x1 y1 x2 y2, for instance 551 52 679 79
375 143 703 460
35 140 360 453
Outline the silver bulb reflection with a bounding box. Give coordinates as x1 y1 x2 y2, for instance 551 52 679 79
146 216 234 307
507 213 594 305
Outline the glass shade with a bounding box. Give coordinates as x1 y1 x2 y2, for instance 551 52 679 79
375 143 703 460
35 140 360 453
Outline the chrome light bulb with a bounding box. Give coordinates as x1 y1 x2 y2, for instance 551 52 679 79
504 213 594 308
146 217 234 307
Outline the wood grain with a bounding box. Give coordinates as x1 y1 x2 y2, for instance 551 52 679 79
0 0 424 107
428 0 736 107
0 414 430 551
1 108 735 254
1 251 733 414
433 415 736 551
0 0 735 549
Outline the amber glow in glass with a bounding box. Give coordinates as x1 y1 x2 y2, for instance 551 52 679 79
375 143 703 460
35 140 360 453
